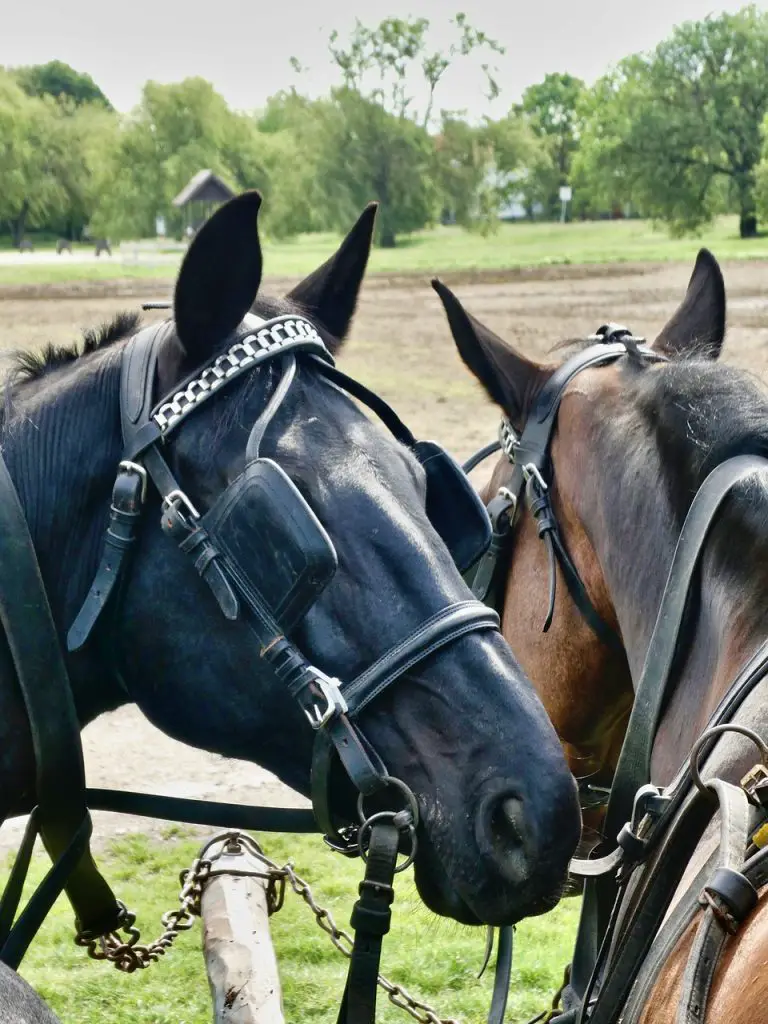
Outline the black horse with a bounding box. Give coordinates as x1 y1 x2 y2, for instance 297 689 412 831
0 193 579 1018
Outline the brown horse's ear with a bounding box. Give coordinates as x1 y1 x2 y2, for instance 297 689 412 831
432 278 552 431
653 248 725 360
287 203 377 346
174 191 263 366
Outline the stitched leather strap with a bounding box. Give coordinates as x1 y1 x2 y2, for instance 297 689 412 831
676 780 753 1024
337 822 399 1024
343 602 500 715
605 455 768 843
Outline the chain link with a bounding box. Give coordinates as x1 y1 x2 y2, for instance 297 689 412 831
74 831 461 1023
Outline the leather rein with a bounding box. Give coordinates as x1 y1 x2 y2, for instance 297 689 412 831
463 324 768 1023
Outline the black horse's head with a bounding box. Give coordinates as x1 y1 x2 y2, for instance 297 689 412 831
10 194 579 926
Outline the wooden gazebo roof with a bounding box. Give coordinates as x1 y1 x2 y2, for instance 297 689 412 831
172 170 235 208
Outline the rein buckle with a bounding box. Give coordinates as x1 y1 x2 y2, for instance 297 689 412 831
305 673 348 730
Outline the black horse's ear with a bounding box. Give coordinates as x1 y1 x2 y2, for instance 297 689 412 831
287 203 377 345
654 248 725 360
174 191 263 365
432 279 552 431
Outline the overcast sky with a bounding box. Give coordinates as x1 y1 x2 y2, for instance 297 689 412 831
0 0 754 117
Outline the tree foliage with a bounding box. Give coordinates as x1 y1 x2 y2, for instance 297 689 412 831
514 73 585 218
301 14 506 245
14 60 112 109
0 70 115 244
575 6 768 237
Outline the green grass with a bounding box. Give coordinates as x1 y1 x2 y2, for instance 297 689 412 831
7 832 578 1023
2 215 768 288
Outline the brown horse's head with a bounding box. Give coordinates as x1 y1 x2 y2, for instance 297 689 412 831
434 251 729 849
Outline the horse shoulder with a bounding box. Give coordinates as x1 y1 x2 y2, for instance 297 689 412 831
640 890 768 1024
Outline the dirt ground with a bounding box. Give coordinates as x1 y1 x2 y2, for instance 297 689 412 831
1 257 767 855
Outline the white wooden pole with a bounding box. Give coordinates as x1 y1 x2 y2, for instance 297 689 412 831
200 836 285 1024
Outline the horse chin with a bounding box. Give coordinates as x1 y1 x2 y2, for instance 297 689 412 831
412 853 483 925
411 840 568 927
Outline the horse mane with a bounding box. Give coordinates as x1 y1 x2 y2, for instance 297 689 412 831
8 312 141 386
5 293 307 394
635 358 768 501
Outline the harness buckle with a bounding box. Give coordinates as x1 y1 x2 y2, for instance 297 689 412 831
521 463 548 492
118 460 148 503
740 762 768 806
161 489 201 522
305 672 348 729
630 783 670 832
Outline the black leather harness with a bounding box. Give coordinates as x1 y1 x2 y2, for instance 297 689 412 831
1 311 514 1023
464 326 768 1023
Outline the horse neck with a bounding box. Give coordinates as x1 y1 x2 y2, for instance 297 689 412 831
0 347 127 816
592 452 768 786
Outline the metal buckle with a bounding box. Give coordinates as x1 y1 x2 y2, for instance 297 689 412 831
741 763 768 804
304 672 348 729
118 460 148 503
161 489 201 521
323 825 361 858
522 463 548 491
630 783 670 834
498 417 519 462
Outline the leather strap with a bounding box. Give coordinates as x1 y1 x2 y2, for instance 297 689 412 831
343 602 500 715
0 456 121 942
67 468 145 652
584 789 718 1024
337 821 399 1024
570 457 768 1010
488 925 514 1024
605 455 768 843
0 814 93 969
676 780 753 1024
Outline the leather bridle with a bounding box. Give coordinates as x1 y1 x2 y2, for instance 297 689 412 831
465 323 768 1023
1 309 516 1024
463 323 666 653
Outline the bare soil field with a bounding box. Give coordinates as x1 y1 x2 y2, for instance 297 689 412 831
1 258 766 854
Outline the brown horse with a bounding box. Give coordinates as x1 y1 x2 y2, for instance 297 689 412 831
434 252 768 1024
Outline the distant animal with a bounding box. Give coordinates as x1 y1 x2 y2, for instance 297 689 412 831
56 239 72 255
94 239 111 257
17 239 33 254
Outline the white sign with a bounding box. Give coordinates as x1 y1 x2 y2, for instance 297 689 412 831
155 216 166 237
559 186 573 203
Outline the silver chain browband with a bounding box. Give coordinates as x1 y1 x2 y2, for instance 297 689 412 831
153 315 330 432
498 417 519 463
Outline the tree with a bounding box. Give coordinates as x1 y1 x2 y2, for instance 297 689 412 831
313 88 437 248
0 71 86 245
575 6 768 238
90 78 263 241
14 60 112 109
515 73 585 218
436 113 539 231
294 14 505 246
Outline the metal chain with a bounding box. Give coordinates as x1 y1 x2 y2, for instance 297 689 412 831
74 830 461 1023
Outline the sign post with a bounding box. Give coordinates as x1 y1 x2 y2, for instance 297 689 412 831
559 186 572 224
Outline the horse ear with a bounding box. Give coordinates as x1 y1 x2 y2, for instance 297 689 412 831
653 248 725 360
174 191 263 364
432 278 552 431
287 203 377 344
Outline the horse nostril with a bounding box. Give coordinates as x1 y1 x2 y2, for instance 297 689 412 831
493 796 525 846
498 797 524 843
478 793 530 885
